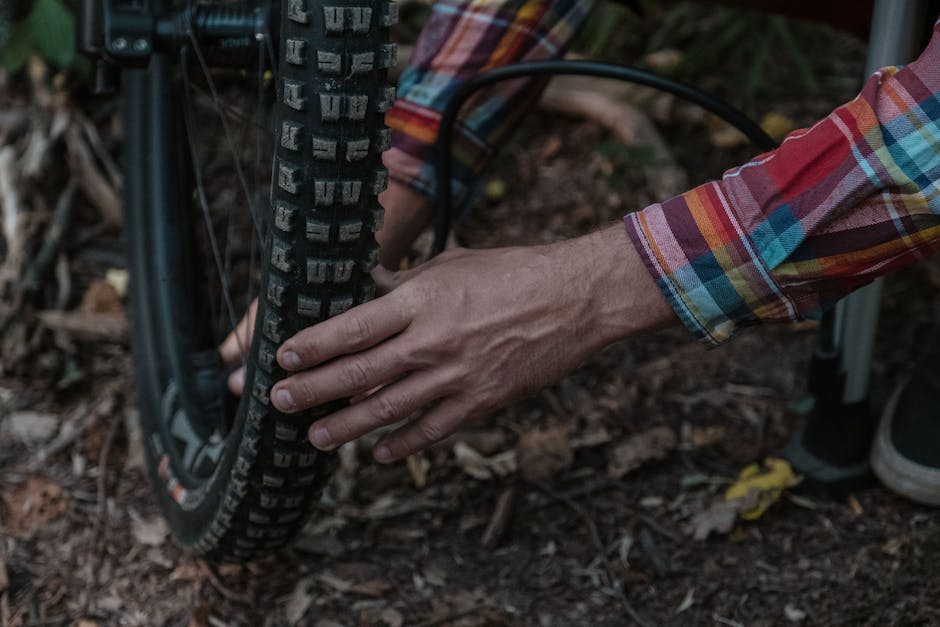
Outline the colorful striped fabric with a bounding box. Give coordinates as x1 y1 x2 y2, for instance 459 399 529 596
625 19 940 345
384 0 594 206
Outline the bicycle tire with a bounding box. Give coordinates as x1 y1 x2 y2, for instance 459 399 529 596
123 0 396 560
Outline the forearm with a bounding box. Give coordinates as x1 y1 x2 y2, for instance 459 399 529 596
542 223 677 351
384 0 595 206
626 17 940 345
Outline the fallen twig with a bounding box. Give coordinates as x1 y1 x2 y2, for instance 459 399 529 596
65 125 122 228
53 254 71 310
0 146 25 292
80 414 122 618
79 116 122 193
94 415 122 537
539 79 688 201
481 486 514 548
202 562 249 605
26 387 121 471
635 513 681 543
533 482 652 627
637 527 670 578
528 475 613 510
35 309 129 344
20 178 77 295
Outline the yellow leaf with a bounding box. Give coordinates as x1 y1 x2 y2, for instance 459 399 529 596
724 457 800 520
760 112 797 143
484 178 507 202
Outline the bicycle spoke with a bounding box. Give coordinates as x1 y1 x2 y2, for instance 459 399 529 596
261 0 279 76
184 5 264 246
180 45 248 367
191 86 270 136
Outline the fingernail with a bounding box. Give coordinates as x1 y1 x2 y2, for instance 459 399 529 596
375 445 392 462
274 387 295 410
280 351 301 370
228 369 245 395
310 426 332 449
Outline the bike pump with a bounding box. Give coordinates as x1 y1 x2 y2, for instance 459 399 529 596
783 0 929 494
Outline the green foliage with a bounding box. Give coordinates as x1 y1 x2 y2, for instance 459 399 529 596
574 0 858 104
2 0 78 74
643 2 824 100
597 139 655 169
578 3 634 58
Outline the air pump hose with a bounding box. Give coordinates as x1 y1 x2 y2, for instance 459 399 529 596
431 60 778 256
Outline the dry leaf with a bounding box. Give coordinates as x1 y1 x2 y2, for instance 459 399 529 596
406 453 428 490
423 566 446 587
131 514 168 547
606 426 676 479
516 425 572 482
881 536 906 556
317 571 352 593
539 134 563 160
380 608 404 627
643 48 682 71
186 604 210 627
724 457 800 520
105 268 129 298
1 477 67 535
169 560 203 582
690 425 726 449
684 490 760 541
453 442 516 480
80 279 124 315
760 112 797 143
570 427 611 449
2 411 59 445
847 494 864 517
484 178 507 201
216 563 242 577
784 603 807 623
285 577 315 625
349 579 393 597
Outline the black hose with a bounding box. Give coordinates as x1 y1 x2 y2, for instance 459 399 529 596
431 60 778 256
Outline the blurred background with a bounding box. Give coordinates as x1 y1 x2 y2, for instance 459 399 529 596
1 1 938 625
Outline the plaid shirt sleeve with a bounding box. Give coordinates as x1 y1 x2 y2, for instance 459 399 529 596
384 0 594 205
625 19 940 346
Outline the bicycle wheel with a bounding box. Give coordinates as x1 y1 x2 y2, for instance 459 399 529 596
123 0 396 560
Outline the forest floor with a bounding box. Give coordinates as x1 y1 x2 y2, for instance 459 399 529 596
2 4 939 626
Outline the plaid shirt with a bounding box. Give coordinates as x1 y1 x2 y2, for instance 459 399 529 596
388 5 940 346
384 0 594 205
626 19 940 344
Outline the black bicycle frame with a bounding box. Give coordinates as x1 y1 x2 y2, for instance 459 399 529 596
77 0 275 91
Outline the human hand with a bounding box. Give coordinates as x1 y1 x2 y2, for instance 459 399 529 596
220 179 430 393
270 224 674 462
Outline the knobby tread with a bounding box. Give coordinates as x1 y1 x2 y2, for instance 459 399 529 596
199 0 395 560
134 0 396 560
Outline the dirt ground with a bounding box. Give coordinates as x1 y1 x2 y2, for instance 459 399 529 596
2 6 940 627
